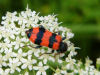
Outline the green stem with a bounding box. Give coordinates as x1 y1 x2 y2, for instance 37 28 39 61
33 70 35 75
49 65 56 72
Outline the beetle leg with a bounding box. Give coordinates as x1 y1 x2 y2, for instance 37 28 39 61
62 37 66 40
34 45 42 48
22 45 34 48
51 50 54 53
58 32 60 35
40 50 54 56
54 32 60 35
39 25 45 29
23 45 42 49
54 53 60 58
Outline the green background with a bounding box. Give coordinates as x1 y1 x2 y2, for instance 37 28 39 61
0 0 100 65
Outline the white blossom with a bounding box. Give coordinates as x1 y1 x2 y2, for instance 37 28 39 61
8 58 21 73
96 57 100 65
0 68 10 75
13 36 25 50
25 71 29 75
54 68 62 75
21 55 37 70
33 62 49 75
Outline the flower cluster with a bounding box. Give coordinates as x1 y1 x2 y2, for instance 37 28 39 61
0 6 100 75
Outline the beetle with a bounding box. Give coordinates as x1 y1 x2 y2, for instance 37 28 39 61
25 25 68 54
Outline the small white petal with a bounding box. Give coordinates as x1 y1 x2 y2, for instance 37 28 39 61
34 52 39 57
42 71 46 75
66 64 70 69
0 68 3 74
21 32 25 36
20 43 24 47
21 64 27 69
43 59 47 64
22 53 27 57
28 55 32 60
33 66 39 70
12 52 17 57
21 58 27 63
67 32 74 39
10 69 15 74
49 57 55 62
17 62 21 66
18 48 22 54
2 16 6 20
2 62 7 66
10 34 15 39
61 70 67 74
14 45 19 50
44 66 49 70
28 50 33 55
16 68 21 72
36 71 41 75
28 65 32 70
58 59 62 63
32 59 37 64
25 72 29 75
5 69 10 74
38 62 43 67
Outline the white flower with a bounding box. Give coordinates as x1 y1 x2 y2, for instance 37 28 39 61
0 42 12 53
18 14 24 25
0 68 10 75
0 54 3 67
96 57 100 65
0 27 4 40
17 26 26 36
58 59 63 63
28 48 40 57
78 69 87 75
39 48 55 63
65 56 76 70
13 48 27 61
85 57 93 67
25 71 29 75
12 36 24 50
54 68 62 75
3 29 15 40
21 55 37 70
33 62 49 75
3 48 13 61
67 32 74 39
94 70 100 75
39 54 55 64
8 58 21 73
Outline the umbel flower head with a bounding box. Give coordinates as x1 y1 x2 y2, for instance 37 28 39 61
0 6 100 75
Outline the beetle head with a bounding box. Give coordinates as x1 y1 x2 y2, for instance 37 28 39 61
25 28 33 38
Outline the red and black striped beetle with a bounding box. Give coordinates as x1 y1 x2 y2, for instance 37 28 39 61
25 26 68 53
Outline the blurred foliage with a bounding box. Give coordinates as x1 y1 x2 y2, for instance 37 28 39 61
0 0 100 65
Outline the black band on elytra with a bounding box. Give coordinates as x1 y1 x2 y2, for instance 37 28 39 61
35 28 45 45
